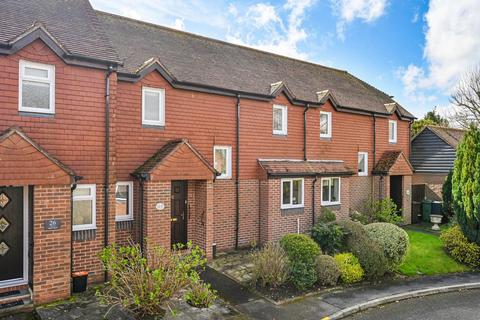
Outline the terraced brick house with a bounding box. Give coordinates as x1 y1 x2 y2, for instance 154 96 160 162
0 0 415 306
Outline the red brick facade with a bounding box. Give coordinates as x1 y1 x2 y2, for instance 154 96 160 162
0 36 414 304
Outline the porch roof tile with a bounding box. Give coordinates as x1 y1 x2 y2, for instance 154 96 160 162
258 159 354 177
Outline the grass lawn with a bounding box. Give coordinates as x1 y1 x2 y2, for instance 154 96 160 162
397 230 470 276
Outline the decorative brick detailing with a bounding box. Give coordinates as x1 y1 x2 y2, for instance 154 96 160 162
33 185 71 304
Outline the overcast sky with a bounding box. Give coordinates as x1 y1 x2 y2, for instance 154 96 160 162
91 0 480 118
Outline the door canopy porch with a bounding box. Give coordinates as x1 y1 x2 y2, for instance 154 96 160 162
372 151 414 176
0 127 76 185
133 139 217 181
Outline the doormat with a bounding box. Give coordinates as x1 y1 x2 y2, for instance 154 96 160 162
0 290 20 298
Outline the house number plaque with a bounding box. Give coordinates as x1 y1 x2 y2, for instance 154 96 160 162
44 219 62 230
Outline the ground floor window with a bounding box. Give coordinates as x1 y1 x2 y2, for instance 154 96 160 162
281 178 304 209
321 177 341 205
115 181 133 221
73 184 96 231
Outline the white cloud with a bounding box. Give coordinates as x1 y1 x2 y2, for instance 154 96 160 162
226 0 317 59
331 0 388 40
397 0 480 110
172 18 185 31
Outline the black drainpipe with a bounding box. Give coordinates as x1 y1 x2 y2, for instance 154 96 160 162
104 65 114 282
312 175 318 231
303 104 310 161
70 175 81 294
235 94 241 250
138 173 148 252
372 114 377 198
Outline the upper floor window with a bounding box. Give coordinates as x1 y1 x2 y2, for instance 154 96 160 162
320 111 332 138
281 178 304 209
358 152 368 176
321 177 341 205
73 184 96 231
273 104 288 135
214 146 232 179
19 60 55 114
115 181 133 221
142 87 165 126
389 120 397 143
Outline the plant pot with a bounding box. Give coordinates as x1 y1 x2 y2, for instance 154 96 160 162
430 214 442 231
72 271 88 293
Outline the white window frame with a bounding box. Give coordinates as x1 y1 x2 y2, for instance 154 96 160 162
72 184 97 231
18 60 55 114
321 177 341 206
389 120 397 143
214 146 232 179
142 86 165 126
115 181 134 221
272 104 288 135
281 178 304 209
358 152 368 176
320 111 332 138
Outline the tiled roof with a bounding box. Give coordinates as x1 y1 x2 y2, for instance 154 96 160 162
0 0 119 64
425 126 466 149
96 11 414 118
134 139 216 176
372 151 413 175
258 160 354 177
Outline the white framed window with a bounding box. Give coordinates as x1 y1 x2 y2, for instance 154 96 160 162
281 178 304 209
19 60 55 114
273 104 288 135
389 120 397 143
214 146 232 179
321 177 341 205
115 181 133 221
320 111 332 138
358 152 368 176
142 86 165 126
73 184 96 231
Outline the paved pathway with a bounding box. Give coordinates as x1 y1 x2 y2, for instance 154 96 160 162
203 267 480 320
345 289 480 320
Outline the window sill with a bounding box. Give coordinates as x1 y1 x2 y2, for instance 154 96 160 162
273 132 288 137
389 141 397 144
216 176 232 180
321 202 341 207
281 207 304 215
115 217 134 222
142 124 165 130
320 136 332 141
19 111 55 118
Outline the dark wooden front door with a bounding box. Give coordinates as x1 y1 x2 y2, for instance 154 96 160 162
0 186 24 282
390 175 403 213
171 181 187 246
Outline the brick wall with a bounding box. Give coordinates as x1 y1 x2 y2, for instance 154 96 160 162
33 185 71 304
143 181 171 252
346 176 372 212
412 173 446 201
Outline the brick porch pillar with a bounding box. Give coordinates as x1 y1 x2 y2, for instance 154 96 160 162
143 181 171 252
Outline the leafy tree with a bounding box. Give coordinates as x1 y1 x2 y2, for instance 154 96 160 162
411 107 449 137
452 125 480 243
442 171 454 219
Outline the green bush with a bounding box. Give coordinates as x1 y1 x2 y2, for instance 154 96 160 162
452 125 480 244
290 261 318 291
442 171 454 220
364 223 409 271
279 234 321 264
98 241 206 317
334 253 364 284
335 220 388 279
311 222 345 255
350 198 404 225
250 242 289 288
315 255 340 286
184 279 217 308
317 207 337 223
440 225 480 269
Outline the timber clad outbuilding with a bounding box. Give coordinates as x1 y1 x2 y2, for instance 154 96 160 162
0 0 415 305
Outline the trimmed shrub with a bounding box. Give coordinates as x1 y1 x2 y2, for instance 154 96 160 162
442 171 454 220
251 242 289 288
364 223 409 271
350 198 403 225
318 207 337 223
290 261 318 291
440 225 480 269
312 222 345 255
335 220 388 279
334 253 364 284
315 255 340 286
184 279 217 308
279 234 321 264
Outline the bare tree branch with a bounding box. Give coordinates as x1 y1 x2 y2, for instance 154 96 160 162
450 66 480 127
